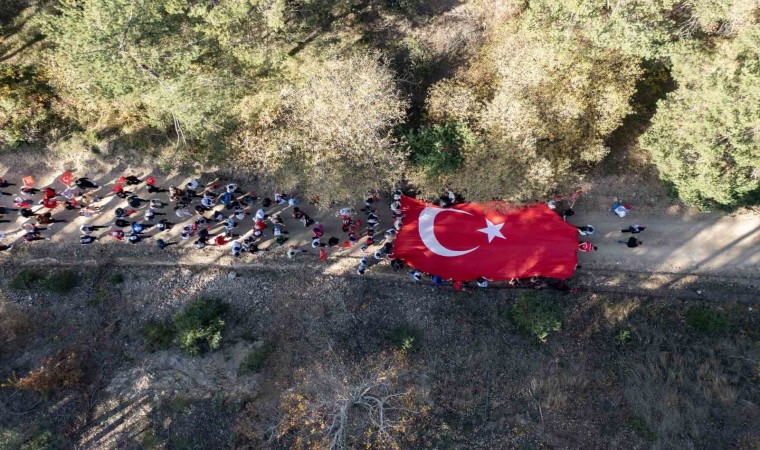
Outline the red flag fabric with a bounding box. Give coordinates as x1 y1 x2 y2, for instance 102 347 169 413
23 176 35 187
394 196 579 281
60 171 74 186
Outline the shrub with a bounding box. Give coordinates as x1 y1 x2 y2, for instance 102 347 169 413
108 273 125 284
143 321 175 352
386 0 420 14
12 349 84 392
685 306 727 333
173 298 228 355
509 291 563 343
615 329 633 346
21 430 64 450
406 121 474 179
239 342 275 375
40 270 78 293
389 326 422 354
0 429 23 450
9 270 41 290
626 415 657 441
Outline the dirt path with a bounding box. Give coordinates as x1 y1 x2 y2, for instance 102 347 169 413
0 166 758 300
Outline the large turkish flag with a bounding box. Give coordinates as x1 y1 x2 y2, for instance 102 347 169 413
394 196 579 281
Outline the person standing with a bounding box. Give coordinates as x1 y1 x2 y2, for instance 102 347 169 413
621 224 646 233
618 237 643 248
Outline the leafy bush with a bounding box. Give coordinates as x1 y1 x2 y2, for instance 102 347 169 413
239 342 275 375
509 291 563 343
173 298 229 355
40 270 78 293
615 329 633 346
143 321 175 352
389 326 422 354
641 32 760 210
406 121 474 179
685 306 727 333
9 269 41 290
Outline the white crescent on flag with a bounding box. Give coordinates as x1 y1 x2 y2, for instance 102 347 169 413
418 206 479 257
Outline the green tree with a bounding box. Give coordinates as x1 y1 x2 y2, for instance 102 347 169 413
0 65 59 149
41 0 288 153
425 21 640 201
404 121 475 196
641 27 760 209
526 0 758 59
235 52 409 206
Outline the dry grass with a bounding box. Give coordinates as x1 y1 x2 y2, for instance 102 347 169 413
0 299 29 343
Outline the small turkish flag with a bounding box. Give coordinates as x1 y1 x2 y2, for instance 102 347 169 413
23 176 35 187
60 171 74 186
394 196 579 281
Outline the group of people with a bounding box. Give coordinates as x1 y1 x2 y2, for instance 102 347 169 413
548 192 646 254
0 174 420 279
0 173 645 290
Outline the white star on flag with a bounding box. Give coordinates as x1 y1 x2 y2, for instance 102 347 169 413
478 219 506 243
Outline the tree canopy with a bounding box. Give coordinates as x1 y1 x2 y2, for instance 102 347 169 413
641 26 760 209
0 0 757 208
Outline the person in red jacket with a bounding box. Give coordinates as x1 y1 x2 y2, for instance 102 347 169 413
42 197 58 209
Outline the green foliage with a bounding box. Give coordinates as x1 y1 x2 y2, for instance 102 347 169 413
685 306 727 333
39 270 78 293
389 326 422 354
406 121 473 179
239 342 275 375
40 0 286 155
107 273 125 284
9 269 41 290
427 20 640 202
235 52 408 207
0 428 23 450
173 298 228 355
20 431 62 450
509 291 563 343
0 65 59 149
615 329 633 346
386 0 421 15
143 321 176 352
9 269 78 293
641 27 760 210
626 415 657 441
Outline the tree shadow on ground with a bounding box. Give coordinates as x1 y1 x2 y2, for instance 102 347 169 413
601 59 678 175
0 0 28 27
